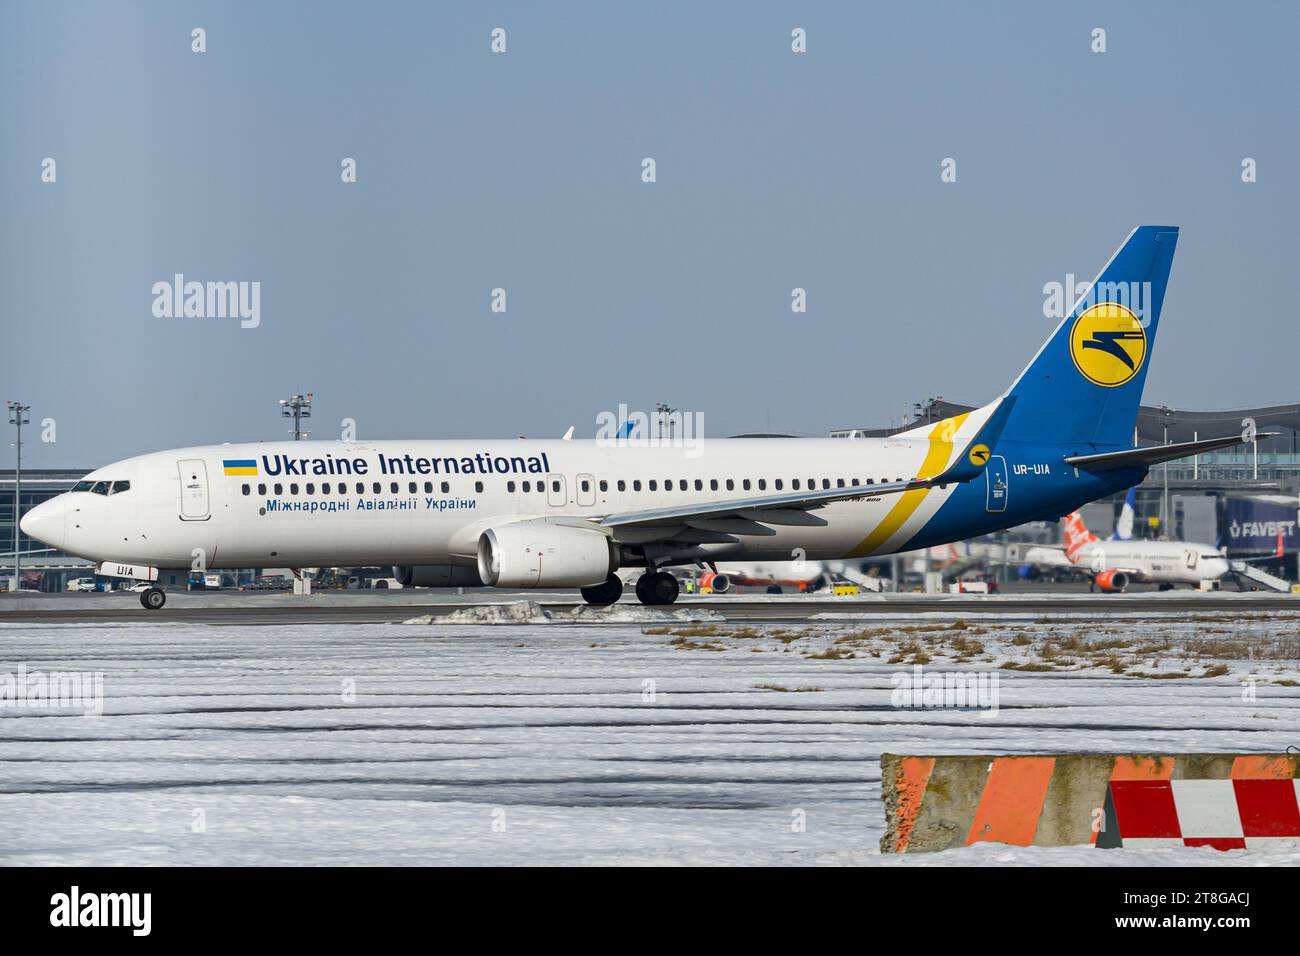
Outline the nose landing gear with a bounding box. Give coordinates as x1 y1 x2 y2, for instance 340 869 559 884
635 571 680 606
140 587 166 610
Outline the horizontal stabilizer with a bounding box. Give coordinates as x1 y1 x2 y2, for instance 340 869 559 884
1063 433 1276 471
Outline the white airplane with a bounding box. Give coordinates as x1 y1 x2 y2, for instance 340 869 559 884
699 559 884 594
1061 508 1231 591
21 227 1253 609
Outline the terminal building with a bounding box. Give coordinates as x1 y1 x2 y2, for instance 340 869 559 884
832 399 1300 582
0 468 94 589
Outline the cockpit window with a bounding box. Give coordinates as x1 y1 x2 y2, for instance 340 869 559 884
110 480 130 494
89 481 110 495
71 480 94 493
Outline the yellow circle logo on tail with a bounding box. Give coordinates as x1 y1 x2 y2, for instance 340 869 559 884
968 443 990 467
1069 302 1147 387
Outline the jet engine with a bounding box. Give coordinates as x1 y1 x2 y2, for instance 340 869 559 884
392 565 485 588
477 521 617 588
697 571 731 594
1093 569 1130 592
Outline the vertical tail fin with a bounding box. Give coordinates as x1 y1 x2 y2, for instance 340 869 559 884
1111 487 1137 540
999 226 1179 450
1063 511 1098 563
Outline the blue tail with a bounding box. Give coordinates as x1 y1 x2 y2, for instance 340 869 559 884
998 226 1178 451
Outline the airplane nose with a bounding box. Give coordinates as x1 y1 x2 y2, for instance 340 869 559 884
19 496 67 550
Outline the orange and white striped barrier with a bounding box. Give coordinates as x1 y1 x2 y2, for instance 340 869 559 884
881 753 1300 853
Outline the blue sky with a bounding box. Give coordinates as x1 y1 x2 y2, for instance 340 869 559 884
3 0 1297 465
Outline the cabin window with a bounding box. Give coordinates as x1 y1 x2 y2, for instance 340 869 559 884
322 483 331 494
424 482 432 493
274 483 283 495
709 479 718 491
792 479 801 490
742 479 751 491
633 480 642 491
617 480 626 492
258 483 267 495
664 479 674 491
306 483 316 495
726 479 734 491
822 479 831 489
442 482 450 494
599 480 608 492
757 479 767 491
408 482 417 494
241 484 250 496
507 481 516 493
837 478 845 488
581 479 590 492
774 479 783 491
551 480 560 493
694 479 703 491
476 481 484 493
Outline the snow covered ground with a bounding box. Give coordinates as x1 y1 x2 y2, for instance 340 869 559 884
1 609 1297 866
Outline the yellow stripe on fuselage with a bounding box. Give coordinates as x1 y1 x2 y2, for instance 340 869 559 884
847 413 969 558
224 467 258 476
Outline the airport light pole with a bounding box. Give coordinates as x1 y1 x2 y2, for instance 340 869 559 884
655 402 678 443
280 393 312 441
1159 406 1174 540
7 401 30 593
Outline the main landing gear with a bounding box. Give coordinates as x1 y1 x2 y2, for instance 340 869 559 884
140 587 166 610
580 573 624 607
634 571 679 606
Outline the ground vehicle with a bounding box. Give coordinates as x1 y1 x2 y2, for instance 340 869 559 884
66 577 98 592
251 575 291 591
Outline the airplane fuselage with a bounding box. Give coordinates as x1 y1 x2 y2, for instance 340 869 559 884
25 436 1140 573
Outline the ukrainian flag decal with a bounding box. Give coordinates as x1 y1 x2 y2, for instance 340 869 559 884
223 459 258 476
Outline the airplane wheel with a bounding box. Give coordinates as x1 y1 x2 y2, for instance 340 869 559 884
140 587 166 610
636 572 679 606
580 573 623 606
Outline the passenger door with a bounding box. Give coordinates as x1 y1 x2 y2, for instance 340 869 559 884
178 459 210 520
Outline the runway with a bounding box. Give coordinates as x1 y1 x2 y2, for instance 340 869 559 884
1 610 1297 865
1 588 1297 625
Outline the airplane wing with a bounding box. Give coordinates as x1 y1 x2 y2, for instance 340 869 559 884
600 476 921 532
599 397 1017 538
1065 433 1278 471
